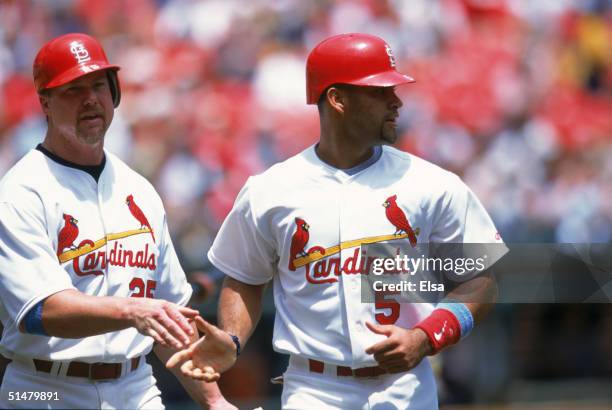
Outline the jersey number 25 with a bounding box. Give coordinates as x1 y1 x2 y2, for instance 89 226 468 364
130 277 157 298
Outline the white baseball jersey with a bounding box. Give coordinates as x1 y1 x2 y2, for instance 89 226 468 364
0 147 192 362
208 144 504 369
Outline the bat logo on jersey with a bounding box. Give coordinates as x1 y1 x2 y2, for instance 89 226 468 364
57 213 79 256
288 195 421 284
126 194 155 243
55 196 158 275
383 194 419 247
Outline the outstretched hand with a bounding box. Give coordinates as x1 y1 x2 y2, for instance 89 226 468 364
166 316 237 382
129 298 198 349
364 321 432 373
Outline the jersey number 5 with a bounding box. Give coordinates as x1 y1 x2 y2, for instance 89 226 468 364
130 277 157 298
375 290 400 325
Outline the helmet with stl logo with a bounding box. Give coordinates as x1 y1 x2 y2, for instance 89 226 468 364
306 33 415 105
33 33 121 107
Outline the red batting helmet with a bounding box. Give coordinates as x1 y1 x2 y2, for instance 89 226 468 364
33 33 121 107
306 33 415 104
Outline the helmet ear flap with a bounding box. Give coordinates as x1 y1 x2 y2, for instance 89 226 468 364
106 70 121 108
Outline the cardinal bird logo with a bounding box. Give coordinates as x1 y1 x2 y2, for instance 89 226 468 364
288 217 310 271
383 194 418 247
126 194 156 243
57 213 79 256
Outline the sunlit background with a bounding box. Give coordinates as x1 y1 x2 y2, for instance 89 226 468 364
1 0 611 409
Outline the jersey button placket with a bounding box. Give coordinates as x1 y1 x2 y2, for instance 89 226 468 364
338 182 362 367
96 180 111 280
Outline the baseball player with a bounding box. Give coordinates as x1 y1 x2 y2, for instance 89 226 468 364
168 33 506 409
0 33 234 409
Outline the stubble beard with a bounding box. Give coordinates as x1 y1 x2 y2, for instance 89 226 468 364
381 125 398 145
54 122 106 149
75 120 107 145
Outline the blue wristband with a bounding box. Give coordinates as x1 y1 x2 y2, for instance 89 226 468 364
436 301 474 339
24 300 48 336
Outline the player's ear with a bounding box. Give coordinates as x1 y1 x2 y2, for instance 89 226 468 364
326 86 346 114
38 92 50 115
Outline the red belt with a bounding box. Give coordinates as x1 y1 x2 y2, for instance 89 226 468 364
308 359 387 378
33 356 141 381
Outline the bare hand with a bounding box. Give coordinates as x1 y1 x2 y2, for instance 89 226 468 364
364 321 432 373
127 299 198 349
166 316 237 382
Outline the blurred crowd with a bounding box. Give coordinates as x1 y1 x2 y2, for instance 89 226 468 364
1 0 612 407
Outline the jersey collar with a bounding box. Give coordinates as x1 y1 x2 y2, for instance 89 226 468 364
36 143 106 182
306 143 383 181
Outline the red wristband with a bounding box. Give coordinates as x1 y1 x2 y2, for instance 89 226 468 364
414 309 461 354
